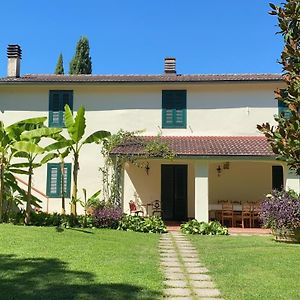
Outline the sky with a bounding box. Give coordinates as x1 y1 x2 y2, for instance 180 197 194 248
0 0 283 77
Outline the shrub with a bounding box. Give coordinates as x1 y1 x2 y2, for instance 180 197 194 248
260 190 300 231
181 220 228 235
117 215 167 233
93 207 123 229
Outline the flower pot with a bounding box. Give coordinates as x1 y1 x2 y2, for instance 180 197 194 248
273 227 300 243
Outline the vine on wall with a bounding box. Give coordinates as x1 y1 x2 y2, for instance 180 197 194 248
99 130 175 207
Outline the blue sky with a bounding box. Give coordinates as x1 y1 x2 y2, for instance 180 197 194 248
0 0 283 76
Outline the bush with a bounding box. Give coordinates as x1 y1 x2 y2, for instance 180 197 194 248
117 215 167 233
181 220 228 235
260 190 300 231
93 207 123 229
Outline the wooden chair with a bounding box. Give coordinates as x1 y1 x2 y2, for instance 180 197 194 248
129 200 144 216
241 203 252 228
221 203 234 227
252 204 261 228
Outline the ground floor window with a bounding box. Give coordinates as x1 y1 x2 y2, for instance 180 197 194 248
46 163 72 198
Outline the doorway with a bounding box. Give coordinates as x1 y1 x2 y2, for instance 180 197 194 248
161 164 188 221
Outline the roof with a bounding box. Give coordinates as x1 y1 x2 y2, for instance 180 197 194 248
0 73 282 84
111 136 275 158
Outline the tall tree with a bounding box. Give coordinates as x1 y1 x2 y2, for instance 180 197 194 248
257 1 300 174
55 53 64 75
69 37 92 74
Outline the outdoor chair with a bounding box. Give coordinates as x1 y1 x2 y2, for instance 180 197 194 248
251 204 261 228
129 200 144 216
241 203 252 228
221 203 234 227
147 200 162 216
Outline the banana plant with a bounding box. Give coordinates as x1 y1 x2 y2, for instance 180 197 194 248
11 123 62 224
45 105 110 215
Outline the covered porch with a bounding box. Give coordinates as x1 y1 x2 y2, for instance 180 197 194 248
112 136 300 226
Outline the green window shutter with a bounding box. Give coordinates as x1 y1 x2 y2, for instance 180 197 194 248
49 90 73 127
46 163 72 198
278 100 291 118
162 90 186 128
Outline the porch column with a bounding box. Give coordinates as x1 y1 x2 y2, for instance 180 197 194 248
195 161 209 222
285 168 300 194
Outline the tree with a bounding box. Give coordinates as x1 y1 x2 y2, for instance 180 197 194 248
45 105 110 215
55 53 64 75
257 1 300 174
9 120 62 224
69 37 92 74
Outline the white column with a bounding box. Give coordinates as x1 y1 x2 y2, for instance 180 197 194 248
195 161 209 222
285 168 300 194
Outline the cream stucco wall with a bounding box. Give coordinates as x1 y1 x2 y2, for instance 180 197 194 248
0 81 295 215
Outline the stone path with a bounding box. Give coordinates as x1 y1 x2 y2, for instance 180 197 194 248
160 231 224 299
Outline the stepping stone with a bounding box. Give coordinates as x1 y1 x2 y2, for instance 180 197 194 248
160 252 178 258
161 262 182 267
189 273 212 281
191 280 215 288
184 262 204 268
185 266 208 274
164 280 188 288
180 253 199 258
179 250 198 255
181 257 200 263
163 267 183 273
193 288 221 297
164 272 185 280
160 257 180 263
166 297 194 300
164 288 191 297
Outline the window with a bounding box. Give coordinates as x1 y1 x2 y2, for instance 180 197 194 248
49 90 73 127
46 163 72 198
278 100 292 118
162 90 187 128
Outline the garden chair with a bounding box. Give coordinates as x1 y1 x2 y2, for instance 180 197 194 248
221 203 234 227
149 200 162 216
129 200 144 216
252 204 261 228
241 203 252 228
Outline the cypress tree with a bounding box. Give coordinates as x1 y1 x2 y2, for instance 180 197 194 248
69 37 92 74
55 53 64 75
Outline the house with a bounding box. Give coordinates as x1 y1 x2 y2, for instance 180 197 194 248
0 44 298 222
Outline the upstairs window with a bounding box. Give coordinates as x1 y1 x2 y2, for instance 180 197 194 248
278 100 292 118
162 90 187 128
49 90 73 127
46 163 72 198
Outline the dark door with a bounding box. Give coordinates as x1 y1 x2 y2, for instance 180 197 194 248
272 166 283 191
161 164 188 221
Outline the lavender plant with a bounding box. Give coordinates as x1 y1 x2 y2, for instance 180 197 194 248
93 206 123 229
260 190 300 231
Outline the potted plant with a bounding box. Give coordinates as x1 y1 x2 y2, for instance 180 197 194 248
260 190 300 243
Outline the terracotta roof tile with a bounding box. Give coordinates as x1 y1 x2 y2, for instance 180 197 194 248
111 136 275 157
0 73 282 84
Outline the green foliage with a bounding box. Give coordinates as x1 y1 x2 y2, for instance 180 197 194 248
180 220 228 235
145 136 175 160
257 1 300 174
69 36 92 74
117 215 167 233
55 53 64 75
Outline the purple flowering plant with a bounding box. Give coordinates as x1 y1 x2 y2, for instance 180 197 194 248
93 206 123 229
260 190 300 231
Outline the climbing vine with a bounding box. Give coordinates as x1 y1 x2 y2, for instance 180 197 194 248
99 130 175 206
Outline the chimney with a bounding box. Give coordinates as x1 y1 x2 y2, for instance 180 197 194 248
164 57 176 74
7 44 22 77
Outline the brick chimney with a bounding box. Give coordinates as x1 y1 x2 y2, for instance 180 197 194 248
7 44 22 77
164 57 176 74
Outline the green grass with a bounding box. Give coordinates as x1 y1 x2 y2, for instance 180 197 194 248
0 224 163 300
189 235 300 300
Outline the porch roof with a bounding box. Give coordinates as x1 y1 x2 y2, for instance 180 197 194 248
111 136 275 158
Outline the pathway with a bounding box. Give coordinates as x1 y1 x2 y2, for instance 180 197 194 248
160 231 224 300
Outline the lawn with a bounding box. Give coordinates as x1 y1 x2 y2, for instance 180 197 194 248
0 224 163 300
189 235 300 300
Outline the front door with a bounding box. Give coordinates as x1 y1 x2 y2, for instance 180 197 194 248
161 164 188 221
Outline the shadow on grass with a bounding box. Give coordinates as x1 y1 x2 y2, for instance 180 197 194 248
0 254 161 300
